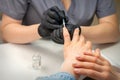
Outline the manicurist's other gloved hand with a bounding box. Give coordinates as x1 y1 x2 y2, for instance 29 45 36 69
51 24 81 44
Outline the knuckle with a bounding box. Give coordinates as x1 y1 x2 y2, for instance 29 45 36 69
87 70 95 76
105 61 111 66
102 72 109 80
90 63 95 68
93 57 98 63
105 66 111 72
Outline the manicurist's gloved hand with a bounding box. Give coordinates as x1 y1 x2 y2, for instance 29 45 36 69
51 24 81 44
38 6 69 39
45 6 69 25
38 24 53 39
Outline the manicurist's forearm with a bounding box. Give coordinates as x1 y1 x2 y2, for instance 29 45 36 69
1 23 41 44
81 21 119 44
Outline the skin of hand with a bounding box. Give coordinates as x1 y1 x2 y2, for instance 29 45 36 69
61 26 92 79
73 49 120 80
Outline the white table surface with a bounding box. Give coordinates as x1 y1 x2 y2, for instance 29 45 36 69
0 39 120 80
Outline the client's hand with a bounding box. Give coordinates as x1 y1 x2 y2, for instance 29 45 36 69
51 24 81 44
73 49 120 80
61 27 92 79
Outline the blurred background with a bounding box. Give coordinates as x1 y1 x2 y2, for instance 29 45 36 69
0 0 120 42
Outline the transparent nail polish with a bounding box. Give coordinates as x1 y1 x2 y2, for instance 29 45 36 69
32 53 41 70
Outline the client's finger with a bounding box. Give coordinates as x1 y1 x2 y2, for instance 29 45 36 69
75 53 103 65
63 27 71 46
78 35 86 46
73 61 102 72
72 28 80 44
84 41 92 52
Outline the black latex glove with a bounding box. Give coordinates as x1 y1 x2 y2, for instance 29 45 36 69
51 24 81 44
38 6 69 38
44 6 69 25
38 24 53 39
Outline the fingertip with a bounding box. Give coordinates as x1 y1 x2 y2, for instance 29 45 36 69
63 26 67 30
71 28 80 43
95 48 101 56
72 28 79 36
96 48 100 52
75 28 79 33
63 26 66 33
63 26 68 36
63 26 65 31
63 26 71 46
76 28 79 31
